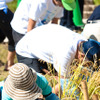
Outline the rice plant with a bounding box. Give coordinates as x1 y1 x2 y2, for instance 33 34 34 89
45 56 100 100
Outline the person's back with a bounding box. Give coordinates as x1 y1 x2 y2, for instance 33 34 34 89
16 24 85 59
16 24 86 77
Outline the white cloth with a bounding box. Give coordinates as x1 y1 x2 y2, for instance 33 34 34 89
16 24 86 77
11 0 63 34
81 22 100 42
0 0 13 10
0 0 7 10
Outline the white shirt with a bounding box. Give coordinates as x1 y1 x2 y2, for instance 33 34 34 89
11 0 63 34
16 24 86 77
0 0 7 10
0 0 13 10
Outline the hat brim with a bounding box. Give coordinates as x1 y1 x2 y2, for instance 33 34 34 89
83 40 100 61
62 0 76 11
4 70 42 100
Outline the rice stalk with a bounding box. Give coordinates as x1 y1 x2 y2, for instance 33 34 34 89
44 48 100 100
58 66 61 98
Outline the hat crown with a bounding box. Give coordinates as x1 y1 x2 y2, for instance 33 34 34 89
9 63 37 90
4 63 42 100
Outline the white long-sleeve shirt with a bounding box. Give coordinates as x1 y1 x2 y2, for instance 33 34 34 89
0 0 13 10
16 24 86 77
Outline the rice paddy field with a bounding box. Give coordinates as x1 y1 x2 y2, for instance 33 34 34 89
0 0 100 100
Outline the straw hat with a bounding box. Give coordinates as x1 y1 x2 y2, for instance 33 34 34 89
4 63 42 100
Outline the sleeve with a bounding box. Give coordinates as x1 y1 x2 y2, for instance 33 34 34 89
0 81 12 100
29 0 47 21
36 73 52 96
54 8 64 18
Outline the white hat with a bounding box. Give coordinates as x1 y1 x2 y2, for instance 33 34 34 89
4 63 42 100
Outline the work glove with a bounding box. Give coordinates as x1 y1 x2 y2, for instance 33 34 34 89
45 93 60 100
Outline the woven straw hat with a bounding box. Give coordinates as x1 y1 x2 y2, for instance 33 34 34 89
4 63 42 100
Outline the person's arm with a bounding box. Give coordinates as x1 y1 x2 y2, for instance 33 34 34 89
36 73 60 100
36 73 52 96
27 18 36 32
51 18 59 24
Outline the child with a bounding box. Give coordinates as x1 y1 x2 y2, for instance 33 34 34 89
0 63 60 100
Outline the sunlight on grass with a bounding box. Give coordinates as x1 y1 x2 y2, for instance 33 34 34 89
0 43 17 81
0 43 8 64
7 0 17 12
0 66 9 81
0 43 9 81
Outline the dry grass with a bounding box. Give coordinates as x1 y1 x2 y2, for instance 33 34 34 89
0 66 9 81
0 43 9 81
0 43 17 81
44 58 100 100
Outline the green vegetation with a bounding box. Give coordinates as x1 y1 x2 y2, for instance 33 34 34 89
93 0 100 5
7 0 17 12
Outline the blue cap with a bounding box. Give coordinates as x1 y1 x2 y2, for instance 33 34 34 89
83 39 100 61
